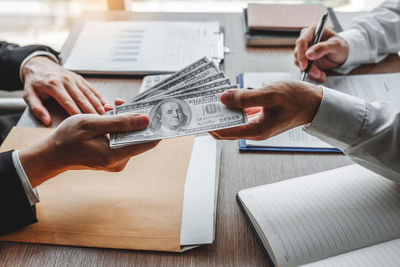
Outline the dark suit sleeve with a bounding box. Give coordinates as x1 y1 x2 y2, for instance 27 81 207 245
0 150 37 234
0 41 59 91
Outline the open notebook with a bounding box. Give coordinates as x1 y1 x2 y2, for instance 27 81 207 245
237 165 400 267
238 72 400 152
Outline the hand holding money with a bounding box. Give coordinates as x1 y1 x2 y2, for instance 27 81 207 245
210 81 323 141
19 113 159 187
108 57 248 148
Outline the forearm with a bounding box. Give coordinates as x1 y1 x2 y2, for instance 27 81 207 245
336 0 400 74
304 87 400 181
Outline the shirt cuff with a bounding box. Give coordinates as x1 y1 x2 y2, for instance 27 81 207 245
12 150 40 206
303 86 366 151
334 29 369 74
19 51 59 83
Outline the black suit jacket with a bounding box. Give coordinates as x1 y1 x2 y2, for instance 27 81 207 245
0 41 59 91
0 151 37 234
0 41 58 234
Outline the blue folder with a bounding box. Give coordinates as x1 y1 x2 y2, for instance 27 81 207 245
237 74 341 153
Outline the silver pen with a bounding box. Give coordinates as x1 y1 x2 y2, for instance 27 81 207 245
301 11 329 81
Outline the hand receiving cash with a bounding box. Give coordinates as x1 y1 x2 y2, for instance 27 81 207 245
109 57 248 148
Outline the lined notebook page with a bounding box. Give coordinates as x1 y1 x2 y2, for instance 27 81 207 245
301 238 400 267
238 164 400 267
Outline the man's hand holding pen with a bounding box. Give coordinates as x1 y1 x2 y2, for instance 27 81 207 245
294 25 349 82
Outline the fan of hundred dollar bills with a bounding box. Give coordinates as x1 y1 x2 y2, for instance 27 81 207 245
109 57 248 148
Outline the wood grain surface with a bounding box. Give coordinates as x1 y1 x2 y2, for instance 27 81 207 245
1 11 400 267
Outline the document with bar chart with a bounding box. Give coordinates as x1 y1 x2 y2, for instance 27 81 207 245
63 21 224 75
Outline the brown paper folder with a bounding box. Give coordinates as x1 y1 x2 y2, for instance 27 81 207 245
247 4 332 31
0 127 195 252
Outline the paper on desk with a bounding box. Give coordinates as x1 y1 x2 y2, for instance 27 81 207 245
0 127 194 252
180 135 220 246
242 72 400 149
63 21 223 75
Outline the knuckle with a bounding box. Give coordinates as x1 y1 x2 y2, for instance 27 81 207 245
77 96 87 104
114 115 128 127
22 91 30 100
238 91 250 107
63 99 74 108
295 38 304 46
62 75 71 82
31 106 41 114
47 78 59 87
300 27 309 36
332 38 341 47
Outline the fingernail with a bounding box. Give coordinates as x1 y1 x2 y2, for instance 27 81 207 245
41 114 50 125
134 114 149 127
300 61 307 70
115 98 125 104
104 103 113 109
221 90 235 104
306 49 316 59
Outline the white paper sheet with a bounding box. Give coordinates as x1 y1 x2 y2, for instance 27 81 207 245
180 135 220 246
242 72 400 149
63 21 223 75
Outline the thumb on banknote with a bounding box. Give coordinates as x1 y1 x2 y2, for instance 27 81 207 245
220 89 266 109
89 114 150 137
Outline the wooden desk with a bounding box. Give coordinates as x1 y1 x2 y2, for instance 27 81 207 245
2 11 400 267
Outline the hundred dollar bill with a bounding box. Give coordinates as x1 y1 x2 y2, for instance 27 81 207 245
169 84 237 99
140 78 231 103
132 61 219 103
130 57 210 102
155 80 232 101
110 86 247 148
165 71 226 92
141 72 227 101
139 74 172 93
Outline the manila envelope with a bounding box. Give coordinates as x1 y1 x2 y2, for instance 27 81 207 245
0 127 195 252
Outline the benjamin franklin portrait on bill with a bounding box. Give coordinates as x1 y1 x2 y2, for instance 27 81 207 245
149 98 192 136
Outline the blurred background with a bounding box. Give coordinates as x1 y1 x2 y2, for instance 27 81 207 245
0 0 385 50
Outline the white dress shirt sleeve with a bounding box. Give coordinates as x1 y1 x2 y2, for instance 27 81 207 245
19 51 59 82
12 150 40 206
303 86 400 181
335 0 400 74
